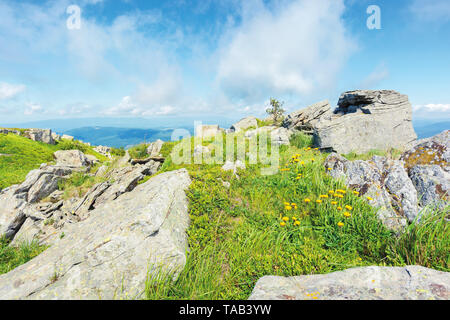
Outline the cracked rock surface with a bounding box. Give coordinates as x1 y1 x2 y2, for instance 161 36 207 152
0 169 191 300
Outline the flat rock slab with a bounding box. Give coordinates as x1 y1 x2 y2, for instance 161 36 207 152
249 266 449 300
0 169 191 300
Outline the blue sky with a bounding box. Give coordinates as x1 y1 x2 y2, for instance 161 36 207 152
0 0 449 126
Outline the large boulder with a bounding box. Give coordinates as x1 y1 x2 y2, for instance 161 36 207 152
249 266 449 300
230 116 258 133
324 153 418 230
53 150 89 167
244 126 293 146
0 169 191 300
283 100 332 133
0 165 73 239
23 129 55 145
195 125 224 138
314 90 417 154
147 139 164 157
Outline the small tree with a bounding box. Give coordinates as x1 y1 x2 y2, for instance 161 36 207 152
266 98 285 125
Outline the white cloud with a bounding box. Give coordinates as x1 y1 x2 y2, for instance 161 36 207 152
359 63 389 89
0 82 26 100
413 104 450 112
410 0 450 22
216 0 356 102
24 103 44 115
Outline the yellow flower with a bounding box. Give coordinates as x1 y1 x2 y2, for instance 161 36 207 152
331 201 338 205
367 196 373 201
282 216 289 222
319 194 329 198
344 212 351 218
327 168 332 171
316 199 322 204
294 221 301 226
285 206 292 211
353 191 360 195
311 158 315 162
292 217 297 221
280 222 286 227
337 194 344 198
345 205 353 211
328 190 334 194
314 148 319 150
336 189 346 194
337 206 342 211
300 161 305 165
284 202 290 206
337 221 344 227
304 198 311 203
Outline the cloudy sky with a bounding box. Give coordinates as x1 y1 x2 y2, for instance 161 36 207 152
0 0 449 125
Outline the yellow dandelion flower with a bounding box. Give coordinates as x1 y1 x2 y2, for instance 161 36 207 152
337 206 342 211
284 202 290 206
337 221 344 227
282 216 289 222
344 212 351 218
319 194 329 198
353 191 360 195
292 217 297 221
328 190 334 194
331 201 338 205
345 205 353 211
304 198 311 203
316 199 322 204
294 221 301 226
367 196 373 201
285 206 292 211
280 222 286 227
327 167 332 171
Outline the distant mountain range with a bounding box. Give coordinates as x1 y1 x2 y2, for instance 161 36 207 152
1 117 448 149
62 126 193 149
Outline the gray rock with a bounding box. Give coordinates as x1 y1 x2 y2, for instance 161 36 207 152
249 265 450 300
54 150 89 167
85 154 99 166
401 130 449 172
147 139 164 157
314 90 417 154
245 126 277 139
10 218 42 246
93 145 112 158
324 153 415 230
0 169 191 300
61 134 74 141
409 165 449 209
271 127 293 146
24 129 55 145
283 100 332 133
230 116 258 133
195 125 224 137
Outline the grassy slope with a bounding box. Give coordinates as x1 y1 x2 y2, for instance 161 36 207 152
145 132 449 300
0 133 108 189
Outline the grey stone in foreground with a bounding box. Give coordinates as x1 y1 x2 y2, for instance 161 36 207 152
53 150 89 167
283 100 332 133
249 266 450 300
314 90 417 154
0 169 191 300
230 116 258 133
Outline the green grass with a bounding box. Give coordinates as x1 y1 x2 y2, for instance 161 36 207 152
145 135 449 300
0 133 108 190
0 237 47 275
342 148 403 161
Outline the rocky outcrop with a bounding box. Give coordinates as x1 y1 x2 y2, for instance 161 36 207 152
314 90 417 154
0 165 74 239
245 126 293 146
230 117 258 133
195 125 224 137
61 134 74 141
400 130 449 209
147 139 164 157
249 266 449 300
23 129 55 145
93 145 111 158
54 150 89 167
283 100 332 133
324 153 416 230
0 169 192 300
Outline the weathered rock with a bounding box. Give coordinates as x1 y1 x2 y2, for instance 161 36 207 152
409 165 449 209
0 128 20 135
195 125 224 137
147 139 164 157
27 173 61 203
61 134 74 141
401 130 449 172
95 165 108 177
249 265 449 300
23 129 55 145
271 127 293 146
314 90 417 154
51 132 61 141
93 145 111 158
0 169 192 300
85 154 99 166
193 145 210 158
324 153 418 230
230 116 258 133
283 100 332 133
10 218 42 246
54 150 89 167
0 186 27 240
245 126 277 139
